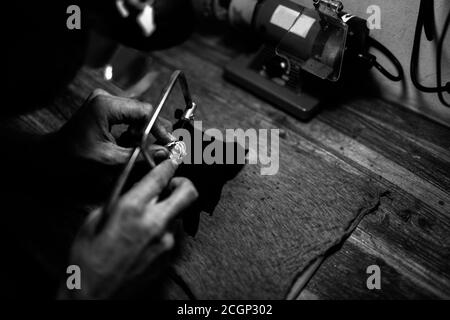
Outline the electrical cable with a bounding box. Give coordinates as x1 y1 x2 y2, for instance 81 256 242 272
410 0 449 95
436 9 450 107
422 0 436 41
367 37 404 82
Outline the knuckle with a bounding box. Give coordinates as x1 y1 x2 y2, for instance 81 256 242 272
182 178 199 200
152 173 168 189
91 88 107 98
143 218 164 238
89 93 109 110
118 198 141 217
142 102 153 114
161 234 175 251
159 116 172 127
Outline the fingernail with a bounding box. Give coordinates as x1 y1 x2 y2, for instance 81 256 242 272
170 158 180 167
154 150 169 159
168 133 177 142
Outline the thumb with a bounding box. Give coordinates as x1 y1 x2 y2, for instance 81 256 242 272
105 143 134 165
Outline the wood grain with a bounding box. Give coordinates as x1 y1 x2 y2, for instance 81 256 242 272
145 34 450 298
3 29 449 299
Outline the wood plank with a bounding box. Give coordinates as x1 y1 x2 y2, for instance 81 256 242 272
70 63 450 300
342 99 450 154
296 119 450 218
179 32 450 197
318 105 450 197
145 42 450 298
33 66 384 299
299 240 437 300
130 65 387 299
180 33 450 199
8 31 448 299
149 42 450 217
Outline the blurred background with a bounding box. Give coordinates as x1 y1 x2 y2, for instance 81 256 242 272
86 0 450 125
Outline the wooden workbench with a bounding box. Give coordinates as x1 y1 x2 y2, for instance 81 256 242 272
5 30 450 299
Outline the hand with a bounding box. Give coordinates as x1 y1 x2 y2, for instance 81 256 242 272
59 159 198 299
56 88 175 166
46 89 177 200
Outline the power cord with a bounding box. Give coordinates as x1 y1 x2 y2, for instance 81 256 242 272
357 37 404 82
436 9 450 107
369 37 404 82
410 0 450 107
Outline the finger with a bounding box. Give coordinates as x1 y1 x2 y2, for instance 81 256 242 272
157 116 173 131
130 232 175 276
106 143 133 165
77 207 103 238
87 88 112 102
133 145 169 165
150 232 175 254
152 118 177 145
126 0 147 11
148 177 198 225
161 232 175 249
94 94 175 144
122 159 179 208
144 144 170 164
144 233 175 265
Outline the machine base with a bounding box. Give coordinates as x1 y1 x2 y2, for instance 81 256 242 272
224 52 321 121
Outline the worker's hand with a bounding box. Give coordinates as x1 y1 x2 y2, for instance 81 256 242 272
56 88 176 166
58 159 198 299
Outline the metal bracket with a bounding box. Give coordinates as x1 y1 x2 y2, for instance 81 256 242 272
313 0 343 18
